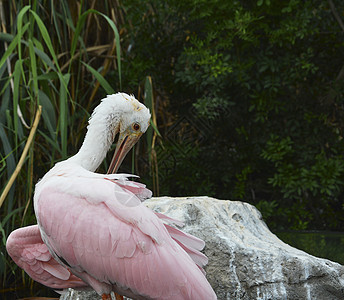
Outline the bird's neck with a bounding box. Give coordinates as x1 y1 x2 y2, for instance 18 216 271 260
67 115 119 172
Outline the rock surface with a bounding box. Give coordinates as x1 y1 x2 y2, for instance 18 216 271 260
59 289 99 300
60 196 344 300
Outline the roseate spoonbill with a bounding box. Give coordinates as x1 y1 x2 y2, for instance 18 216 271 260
6 93 217 300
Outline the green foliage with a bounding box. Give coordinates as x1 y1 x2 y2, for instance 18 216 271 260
156 141 215 196
122 0 344 231
277 231 344 265
255 199 278 222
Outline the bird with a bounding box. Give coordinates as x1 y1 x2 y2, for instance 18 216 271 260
6 93 217 300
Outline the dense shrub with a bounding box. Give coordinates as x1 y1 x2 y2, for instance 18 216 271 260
123 0 344 230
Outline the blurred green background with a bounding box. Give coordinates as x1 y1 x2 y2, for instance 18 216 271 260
1 0 344 298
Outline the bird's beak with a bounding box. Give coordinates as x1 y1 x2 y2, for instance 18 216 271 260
107 130 142 174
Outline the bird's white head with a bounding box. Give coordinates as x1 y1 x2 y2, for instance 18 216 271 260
70 93 151 173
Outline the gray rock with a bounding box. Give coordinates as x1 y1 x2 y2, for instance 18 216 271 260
60 196 344 300
59 289 128 300
59 289 99 300
146 197 344 300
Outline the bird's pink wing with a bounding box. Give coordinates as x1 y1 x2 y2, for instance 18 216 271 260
35 176 216 299
154 212 208 271
6 225 87 289
109 177 152 201
103 179 209 271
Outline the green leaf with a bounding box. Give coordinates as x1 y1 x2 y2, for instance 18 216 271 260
0 33 14 43
70 9 95 63
12 60 21 150
0 23 30 71
37 129 62 155
29 10 62 73
144 77 161 137
39 90 57 138
59 74 71 158
1 207 24 228
31 41 56 71
37 72 59 81
28 39 39 102
70 9 121 89
97 12 122 90
16 5 31 85
145 76 154 156
82 62 115 94
0 124 15 187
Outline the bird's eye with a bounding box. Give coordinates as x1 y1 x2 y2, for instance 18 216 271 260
132 123 140 131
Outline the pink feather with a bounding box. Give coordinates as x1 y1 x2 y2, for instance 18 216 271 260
6 225 87 289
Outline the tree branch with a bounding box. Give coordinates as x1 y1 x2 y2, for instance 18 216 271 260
328 0 344 33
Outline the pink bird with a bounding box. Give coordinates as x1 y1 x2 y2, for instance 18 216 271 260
6 93 217 300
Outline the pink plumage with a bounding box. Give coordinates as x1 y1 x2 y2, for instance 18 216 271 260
6 225 86 289
6 93 217 299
